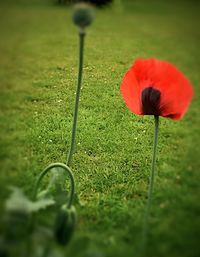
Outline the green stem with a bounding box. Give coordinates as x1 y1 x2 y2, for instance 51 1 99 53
140 115 159 255
31 164 75 237
33 162 75 208
67 30 85 166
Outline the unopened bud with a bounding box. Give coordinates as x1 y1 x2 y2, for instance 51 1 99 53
72 3 94 29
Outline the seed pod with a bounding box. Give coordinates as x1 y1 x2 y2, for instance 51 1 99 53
54 205 77 246
72 3 94 29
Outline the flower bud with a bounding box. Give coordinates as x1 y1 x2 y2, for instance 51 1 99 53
54 205 77 246
72 3 94 29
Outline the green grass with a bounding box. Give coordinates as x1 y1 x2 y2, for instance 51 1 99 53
0 0 200 256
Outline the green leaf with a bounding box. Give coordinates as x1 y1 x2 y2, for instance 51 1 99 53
6 187 55 214
47 167 67 192
37 167 69 206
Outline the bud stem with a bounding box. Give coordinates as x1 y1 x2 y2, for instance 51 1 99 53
33 163 75 208
67 30 85 166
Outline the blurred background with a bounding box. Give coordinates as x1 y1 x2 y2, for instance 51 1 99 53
0 0 200 257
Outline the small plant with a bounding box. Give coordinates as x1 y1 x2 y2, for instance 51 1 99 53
0 3 95 257
120 58 193 256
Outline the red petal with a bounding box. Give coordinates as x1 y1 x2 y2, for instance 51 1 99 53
120 58 194 120
120 67 141 115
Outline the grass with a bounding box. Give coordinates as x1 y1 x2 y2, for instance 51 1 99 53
0 0 200 256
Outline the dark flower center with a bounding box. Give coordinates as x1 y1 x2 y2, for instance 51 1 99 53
141 87 161 115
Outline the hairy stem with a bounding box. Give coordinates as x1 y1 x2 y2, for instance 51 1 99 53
67 30 85 166
140 115 159 255
33 163 75 208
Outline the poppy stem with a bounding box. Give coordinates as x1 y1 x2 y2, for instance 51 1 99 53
30 163 75 238
140 115 159 255
33 163 75 208
67 29 85 166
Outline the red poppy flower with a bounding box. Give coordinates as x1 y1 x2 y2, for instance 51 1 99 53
120 58 193 120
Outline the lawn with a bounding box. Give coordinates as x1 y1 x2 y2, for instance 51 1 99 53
0 0 200 257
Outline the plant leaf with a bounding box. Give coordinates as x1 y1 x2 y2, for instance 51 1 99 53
6 187 55 214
